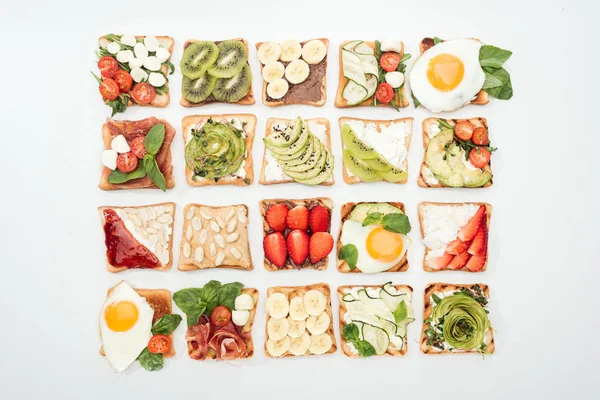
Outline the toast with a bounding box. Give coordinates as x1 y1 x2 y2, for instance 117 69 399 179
259 117 334 186
181 114 256 186
420 283 495 354
98 202 176 272
339 117 412 184
335 40 409 109
418 202 492 272
256 38 328 107
178 203 252 271
337 202 409 273
259 197 333 271
180 38 255 107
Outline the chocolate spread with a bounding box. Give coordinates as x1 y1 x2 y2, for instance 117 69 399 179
266 59 326 103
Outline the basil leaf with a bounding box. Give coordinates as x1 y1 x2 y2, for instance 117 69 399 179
107 163 146 184
432 294 442 305
173 288 207 326
483 67 513 100
137 347 163 371
217 282 243 311
411 92 421 108
362 212 382 227
479 45 512 68
482 71 504 89
144 155 166 191
145 124 165 156
342 323 360 342
338 244 358 271
382 213 411 234
433 37 442 45
151 314 182 335
437 119 453 130
355 340 377 357
201 280 222 315
394 300 408 323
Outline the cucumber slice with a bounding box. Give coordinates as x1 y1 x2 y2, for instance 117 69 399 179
342 40 363 51
342 293 359 303
356 289 394 323
380 285 408 310
344 301 380 326
341 49 367 88
355 42 374 55
379 319 404 350
364 74 377 99
362 324 389 355
358 54 379 76
342 81 368 106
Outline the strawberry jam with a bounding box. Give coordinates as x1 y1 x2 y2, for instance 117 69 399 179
103 209 161 269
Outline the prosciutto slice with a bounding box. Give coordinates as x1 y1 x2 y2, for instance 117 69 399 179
186 317 211 360
187 318 247 360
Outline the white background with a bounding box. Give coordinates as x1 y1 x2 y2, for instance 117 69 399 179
0 0 597 399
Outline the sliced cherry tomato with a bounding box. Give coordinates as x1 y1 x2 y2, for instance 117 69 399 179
469 147 491 168
472 127 490 145
375 82 394 104
98 56 119 78
130 136 147 159
132 82 156 104
210 305 232 327
380 52 401 72
114 70 133 93
454 121 475 141
99 78 120 101
116 152 139 173
148 334 171 354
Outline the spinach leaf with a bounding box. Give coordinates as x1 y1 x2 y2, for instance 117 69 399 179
362 212 382 227
151 314 182 335
482 67 513 100
338 244 358 271
144 124 165 156
144 155 167 191
479 45 512 68
355 340 377 357
107 163 146 184
394 300 408 323
342 323 360 341
217 282 244 311
137 347 163 371
201 280 222 314
382 213 411 234
173 288 207 326
411 92 421 108
432 294 442 305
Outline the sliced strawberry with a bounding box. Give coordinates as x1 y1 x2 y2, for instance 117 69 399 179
309 232 334 264
465 253 487 272
287 206 309 231
263 232 287 268
266 203 289 232
446 238 469 255
468 222 488 255
426 252 454 270
309 205 330 233
287 230 309 265
446 251 470 270
457 205 486 242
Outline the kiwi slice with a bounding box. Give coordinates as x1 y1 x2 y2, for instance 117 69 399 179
364 156 393 172
295 152 334 185
182 73 217 103
212 64 252 103
341 124 378 160
380 167 408 183
284 148 328 180
284 138 323 172
180 41 219 79
207 40 248 78
343 149 381 181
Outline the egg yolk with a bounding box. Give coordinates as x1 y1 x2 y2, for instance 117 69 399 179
104 301 139 332
366 227 404 263
427 53 465 92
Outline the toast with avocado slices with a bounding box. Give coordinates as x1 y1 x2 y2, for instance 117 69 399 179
337 202 411 273
180 38 255 107
421 283 495 355
339 117 412 184
259 117 334 186
256 39 329 107
338 284 414 357
181 114 256 186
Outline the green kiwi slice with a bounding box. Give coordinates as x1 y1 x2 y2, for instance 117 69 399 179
180 41 219 79
341 124 378 160
343 149 381 181
182 73 217 103
212 64 252 103
207 40 248 78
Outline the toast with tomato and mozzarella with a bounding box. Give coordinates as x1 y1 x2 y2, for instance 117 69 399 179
418 202 492 272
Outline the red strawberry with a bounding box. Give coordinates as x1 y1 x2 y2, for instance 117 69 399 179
263 232 287 268
465 253 487 272
446 238 469 255
468 222 488 255
309 206 330 233
426 252 454 270
266 203 289 232
457 205 486 242
309 232 334 263
287 206 309 231
287 230 309 265
447 251 470 270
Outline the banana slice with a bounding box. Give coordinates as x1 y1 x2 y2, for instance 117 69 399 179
289 296 309 321
257 41 282 64
289 332 311 356
267 317 289 340
287 317 306 338
285 59 310 85
266 78 289 99
280 40 302 62
262 61 285 83
301 40 327 64
309 333 333 355
266 292 289 319
267 336 291 357
303 289 327 316
306 312 330 335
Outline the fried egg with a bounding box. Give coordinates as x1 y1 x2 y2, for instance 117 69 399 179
340 220 410 273
409 39 485 112
99 281 154 372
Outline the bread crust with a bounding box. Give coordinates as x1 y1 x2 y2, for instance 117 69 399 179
256 38 329 107
98 202 176 272
339 117 412 184
418 201 492 272
180 38 255 107
259 117 334 186
335 40 409 109
264 283 337 358
420 283 495 354
259 197 333 271
336 202 409 273
181 114 256 186
338 284 412 357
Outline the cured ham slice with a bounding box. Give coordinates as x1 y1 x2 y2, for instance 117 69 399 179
187 318 247 360
187 317 211 360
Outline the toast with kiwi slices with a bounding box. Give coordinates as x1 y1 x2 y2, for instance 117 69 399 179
180 38 255 107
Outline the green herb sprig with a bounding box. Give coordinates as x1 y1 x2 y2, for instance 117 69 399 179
361 211 411 234
342 323 376 357
338 244 358 271
479 45 513 100
137 314 182 371
173 281 243 327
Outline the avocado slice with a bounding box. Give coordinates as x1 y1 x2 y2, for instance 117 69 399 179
266 123 310 156
445 144 493 188
263 117 302 148
294 152 334 185
348 203 403 222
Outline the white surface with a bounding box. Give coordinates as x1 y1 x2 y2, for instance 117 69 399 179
0 0 597 399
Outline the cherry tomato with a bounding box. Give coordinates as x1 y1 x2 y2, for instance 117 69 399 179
130 136 147 159
98 56 119 78
99 78 120 101
469 147 491 168
148 334 171 354
116 152 139 173
454 121 475 141
380 52 401 72
375 82 394 104
132 82 156 104
210 305 232 327
472 127 490 145
114 70 133 93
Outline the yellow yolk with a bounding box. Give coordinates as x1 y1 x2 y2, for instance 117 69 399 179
366 227 404 263
104 301 139 332
427 53 465 91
